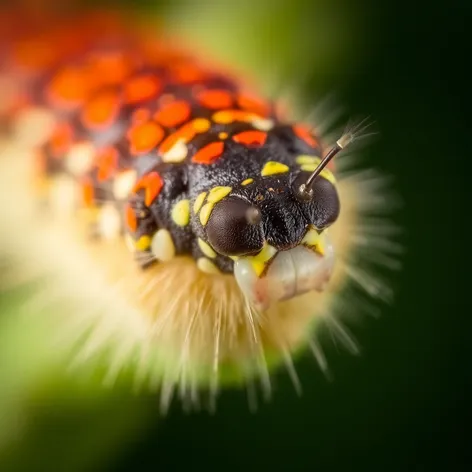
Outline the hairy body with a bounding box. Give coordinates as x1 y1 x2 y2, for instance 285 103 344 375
0 8 398 406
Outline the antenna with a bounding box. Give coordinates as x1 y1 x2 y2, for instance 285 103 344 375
297 117 373 200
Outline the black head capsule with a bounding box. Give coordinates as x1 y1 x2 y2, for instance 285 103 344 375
291 170 340 229
245 206 261 225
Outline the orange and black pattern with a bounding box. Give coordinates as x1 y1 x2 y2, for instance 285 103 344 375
1 9 340 274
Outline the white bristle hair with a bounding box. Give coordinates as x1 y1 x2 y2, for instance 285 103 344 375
0 97 402 413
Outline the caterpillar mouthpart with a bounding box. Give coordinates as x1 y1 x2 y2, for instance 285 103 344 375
234 239 335 312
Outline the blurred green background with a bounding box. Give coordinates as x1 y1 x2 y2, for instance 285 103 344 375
0 0 469 470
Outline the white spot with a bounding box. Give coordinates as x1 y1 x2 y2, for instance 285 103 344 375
162 139 188 163
66 142 95 177
252 118 274 131
113 169 137 201
98 204 122 240
151 229 176 262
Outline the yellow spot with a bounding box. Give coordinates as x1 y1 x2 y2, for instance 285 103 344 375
261 161 289 177
296 155 321 165
302 227 320 247
218 132 228 139
299 164 336 184
151 229 176 261
315 232 326 256
197 257 221 275
303 166 335 184
229 255 239 261
162 139 188 163
193 118 211 132
199 202 215 226
212 111 232 124
241 178 254 186
300 163 317 172
193 191 207 213
245 243 277 277
135 235 151 251
207 186 232 204
297 156 336 184
320 168 336 185
198 238 217 258
171 199 190 226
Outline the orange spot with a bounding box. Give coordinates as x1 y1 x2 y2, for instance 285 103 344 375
237 93 271 117
293 125 318 148
212 109 257 124
124 74 162 105
219 132 228 139
127 121 164 155
192 142 225 165
197 89 233 109
172 63 206 84
96 147 119 182
81 91 120 130
48 66 91 108
154 100 191 128
133 171 164 206
125 203 137 232
131 108 151 124
90 51 134 86
159 119 202 154
81 177 95 207
233 130 267 147
50 123 73 157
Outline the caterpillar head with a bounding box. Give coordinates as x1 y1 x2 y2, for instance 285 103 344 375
205 140 346 311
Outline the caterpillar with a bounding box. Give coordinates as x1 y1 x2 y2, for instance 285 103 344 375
0 7 399 410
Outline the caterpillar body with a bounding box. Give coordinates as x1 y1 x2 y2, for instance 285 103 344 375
0 8 399 408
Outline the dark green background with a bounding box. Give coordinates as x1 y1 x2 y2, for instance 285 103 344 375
115 3 468 470
1 0 470 470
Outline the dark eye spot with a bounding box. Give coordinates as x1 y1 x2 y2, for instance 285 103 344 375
291 171 340 229
206 197 264 256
